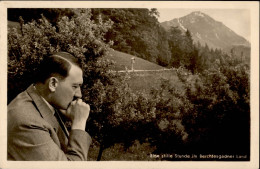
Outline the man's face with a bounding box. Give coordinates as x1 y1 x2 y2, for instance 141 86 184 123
52 64 83 110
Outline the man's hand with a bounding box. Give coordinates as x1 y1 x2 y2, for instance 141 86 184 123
66 99 90 130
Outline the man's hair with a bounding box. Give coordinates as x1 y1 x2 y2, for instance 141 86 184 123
36 52 82 83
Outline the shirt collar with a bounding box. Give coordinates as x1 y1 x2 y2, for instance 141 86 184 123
33 84 55 115
41 96 55 115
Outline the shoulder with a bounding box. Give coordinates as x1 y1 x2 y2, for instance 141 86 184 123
8 90 40 117
8 91 46 130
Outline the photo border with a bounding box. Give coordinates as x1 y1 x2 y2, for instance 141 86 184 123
0 1 259 169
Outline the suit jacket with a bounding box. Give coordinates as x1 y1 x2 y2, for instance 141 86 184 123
8 85 92 161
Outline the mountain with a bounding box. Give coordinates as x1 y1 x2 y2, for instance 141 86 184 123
160 11 250 51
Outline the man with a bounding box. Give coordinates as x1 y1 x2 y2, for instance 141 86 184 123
8 52 92 160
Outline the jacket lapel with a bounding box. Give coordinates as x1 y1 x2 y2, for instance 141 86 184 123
26 85 68 149
26 85 59 130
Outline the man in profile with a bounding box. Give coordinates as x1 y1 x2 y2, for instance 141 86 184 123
8 52 92 160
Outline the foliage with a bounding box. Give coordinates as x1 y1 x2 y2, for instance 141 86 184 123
91 8 171 65
177 61 250 154
88 139 156 161
8 8 172 67
8 8 75 25
8 9 112 102
86 72 159 160
167 27 201 73
148 78 190 153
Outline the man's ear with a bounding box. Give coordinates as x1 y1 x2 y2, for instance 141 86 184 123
49 77 59 92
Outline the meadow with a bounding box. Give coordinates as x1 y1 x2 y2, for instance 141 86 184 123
126 70 182 93
107 50 164 71
106 48 184 94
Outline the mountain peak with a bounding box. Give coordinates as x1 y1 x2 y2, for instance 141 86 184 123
160 11 250 50
190 11 206 17
183 11 215 23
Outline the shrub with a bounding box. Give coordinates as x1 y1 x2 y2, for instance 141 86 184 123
178 62 250 155
8 9 113 102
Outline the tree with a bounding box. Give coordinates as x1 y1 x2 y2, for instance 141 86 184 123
156 26 172 67
8 8 75 26
91 8 170 64
182 30 195 71
168 26 184 67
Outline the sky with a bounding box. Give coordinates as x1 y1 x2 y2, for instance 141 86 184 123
157 9 251 42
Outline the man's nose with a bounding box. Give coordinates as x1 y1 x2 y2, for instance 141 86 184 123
74 88 82 99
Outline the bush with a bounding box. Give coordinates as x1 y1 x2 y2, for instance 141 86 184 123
134 63 250 156
8 9 113 102
177 62 250 155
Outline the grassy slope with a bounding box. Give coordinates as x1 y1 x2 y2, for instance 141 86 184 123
8 21 21 29
106 49 181 93
107 49 164 71
125 71 182 94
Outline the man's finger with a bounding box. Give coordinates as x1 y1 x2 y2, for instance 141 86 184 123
70 100 77 106
86 104 90 111
77 99 82 104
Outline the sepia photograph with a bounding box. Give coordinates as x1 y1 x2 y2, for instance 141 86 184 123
0 1 259 169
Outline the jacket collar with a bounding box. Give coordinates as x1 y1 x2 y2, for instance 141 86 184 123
26 84 59 130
